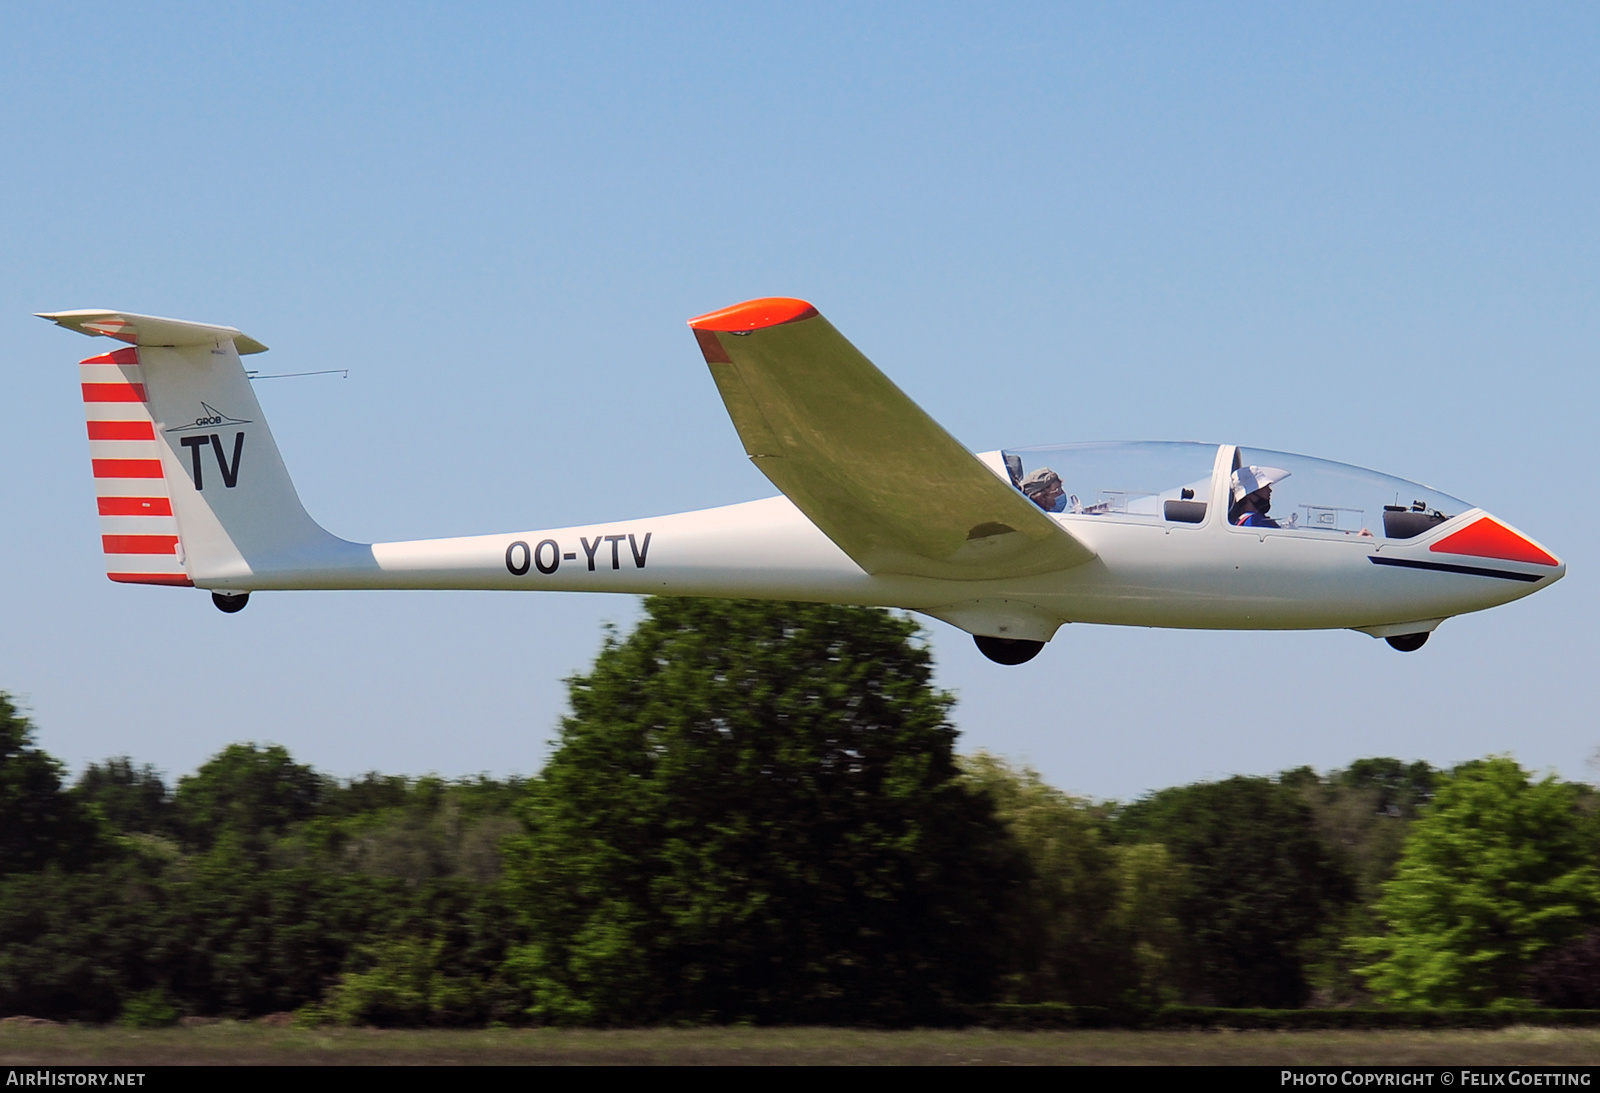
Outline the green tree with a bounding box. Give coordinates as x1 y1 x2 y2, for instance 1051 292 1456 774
0 694 97 874
73 758 173 837
962 752 1179 1007
1291 758 1437 1005
0 860 166 1021
1109 841 1184 1003
309 879 528 1027
1357 757 1600 1007
1114 775 1353 1007
0 725 530 1024
504 598 1020 1025
282 776 525 886
174 743 326 851
1290 759 1437 900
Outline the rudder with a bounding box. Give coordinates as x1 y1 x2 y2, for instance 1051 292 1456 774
79 346 190 586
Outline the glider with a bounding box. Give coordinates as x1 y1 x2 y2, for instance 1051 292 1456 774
40 299 1563 664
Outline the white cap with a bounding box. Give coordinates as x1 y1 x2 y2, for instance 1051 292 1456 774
1232 464 1291 501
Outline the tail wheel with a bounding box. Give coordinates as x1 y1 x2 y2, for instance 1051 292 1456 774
212 591 250 614
974 635 1044 665
1386 632 1429 652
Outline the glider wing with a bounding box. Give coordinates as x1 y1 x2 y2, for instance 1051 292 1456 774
689 298 1095 580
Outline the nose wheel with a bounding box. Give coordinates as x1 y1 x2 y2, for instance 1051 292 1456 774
974 635 1044 665
1386 632 1429 652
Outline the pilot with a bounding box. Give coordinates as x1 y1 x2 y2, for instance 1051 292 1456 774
1230 465 1290 527
1020 468 1067 513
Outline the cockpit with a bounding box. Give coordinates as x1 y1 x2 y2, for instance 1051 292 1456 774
1000 442 1470 541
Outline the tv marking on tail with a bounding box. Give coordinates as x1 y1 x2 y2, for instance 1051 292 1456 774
177 432 245 491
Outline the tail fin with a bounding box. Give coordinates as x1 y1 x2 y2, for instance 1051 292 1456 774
41 310 364 588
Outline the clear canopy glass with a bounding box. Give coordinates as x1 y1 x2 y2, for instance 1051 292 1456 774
998 441 1474 540
1001 442 1220 525
1231 447 1470 540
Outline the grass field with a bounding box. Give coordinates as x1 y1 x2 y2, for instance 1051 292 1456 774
3 1024 1600 1065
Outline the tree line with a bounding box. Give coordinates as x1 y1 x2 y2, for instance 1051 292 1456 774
2 598 1598 1025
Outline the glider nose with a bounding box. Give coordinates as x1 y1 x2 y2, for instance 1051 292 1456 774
1430 513 1565 582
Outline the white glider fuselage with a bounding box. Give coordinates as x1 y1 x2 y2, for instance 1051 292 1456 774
211 460 1554 645
41 301 1563 656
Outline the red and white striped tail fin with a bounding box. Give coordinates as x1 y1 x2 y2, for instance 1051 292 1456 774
45 309 364 595
79 346 191 587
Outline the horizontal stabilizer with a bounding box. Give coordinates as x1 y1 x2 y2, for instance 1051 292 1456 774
37 310 268 355
689 298 1095 581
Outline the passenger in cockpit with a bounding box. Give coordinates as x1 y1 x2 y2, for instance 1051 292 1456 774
1230 465 1290 527
1020 468 1067 513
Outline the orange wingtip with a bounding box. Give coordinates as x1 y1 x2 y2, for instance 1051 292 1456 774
687 297 818 332
1430 517 1559 567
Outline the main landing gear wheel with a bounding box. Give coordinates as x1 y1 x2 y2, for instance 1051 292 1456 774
1386 632 1429 652
974 635 1045 665
212 591 250 614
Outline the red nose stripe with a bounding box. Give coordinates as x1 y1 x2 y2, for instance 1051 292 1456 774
688 297 818 333
1430 517 1558 567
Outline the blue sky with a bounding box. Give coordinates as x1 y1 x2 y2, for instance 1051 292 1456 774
1 2 1594 800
